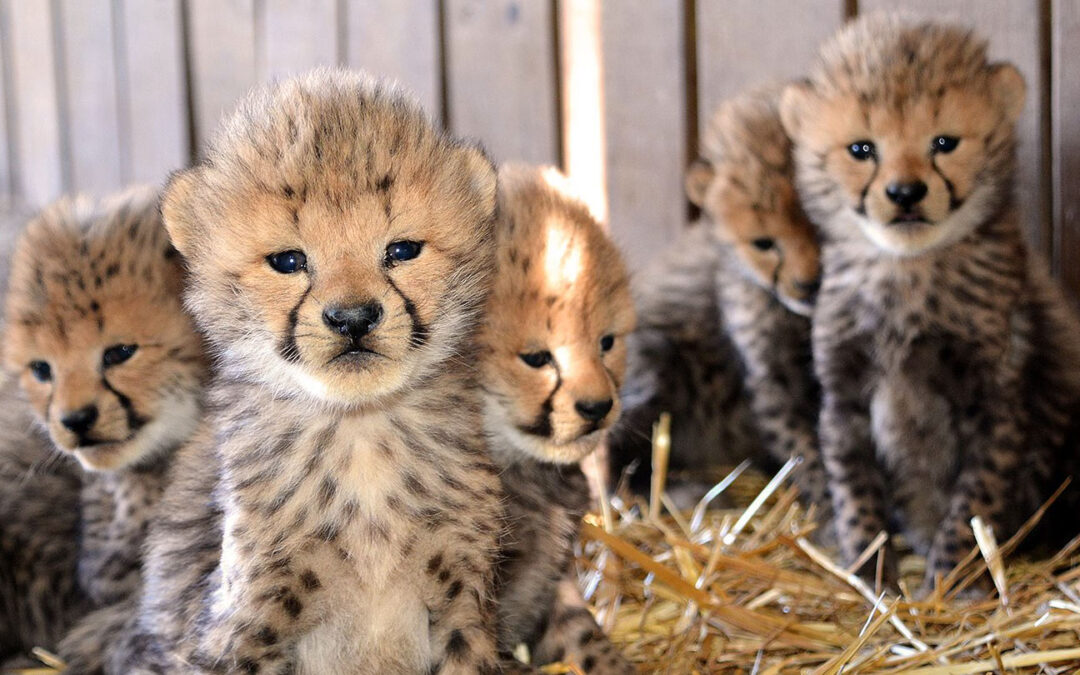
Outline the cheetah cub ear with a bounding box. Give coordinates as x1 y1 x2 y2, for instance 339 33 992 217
458 146 498 216
778 79 817 139
685 158 715 208
161 168 207 258
990 62 1026 124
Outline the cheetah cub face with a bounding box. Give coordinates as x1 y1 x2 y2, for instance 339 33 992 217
482 165 634 464
686 89 820 316
3 189 206 471
163 71 496 408
779 15 1026 256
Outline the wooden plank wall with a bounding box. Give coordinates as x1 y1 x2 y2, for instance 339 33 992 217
0 0 1076 294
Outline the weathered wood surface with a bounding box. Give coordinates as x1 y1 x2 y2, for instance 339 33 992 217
0 1 1076 296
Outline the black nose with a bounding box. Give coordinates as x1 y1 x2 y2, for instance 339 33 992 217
323 303 384 340
885 180 928 209
61 405 99 435
575 398 613 423
795 277 821 299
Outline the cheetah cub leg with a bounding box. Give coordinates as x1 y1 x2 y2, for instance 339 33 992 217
925 391 1024 591
530 578 634 675
424 551 501 675
818 344 898 585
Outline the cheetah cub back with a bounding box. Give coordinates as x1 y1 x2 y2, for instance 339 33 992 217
611 88 826 511
0 189 206 662
480 164 634 674
782 13 1080 585
131 69 504 674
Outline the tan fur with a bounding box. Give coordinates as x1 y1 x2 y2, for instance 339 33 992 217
785 14 1080 586
481 165 634 674
612 90 826 516
127 69 504 674
0 189 207 667
4 188 206 472
481 165 634 466
689 88 820 315
780 13 1025 257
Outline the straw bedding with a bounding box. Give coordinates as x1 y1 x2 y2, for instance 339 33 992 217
571 418 1080 674
7 423 1080 674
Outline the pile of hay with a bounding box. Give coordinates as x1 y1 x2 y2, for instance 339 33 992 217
576 417 1080 674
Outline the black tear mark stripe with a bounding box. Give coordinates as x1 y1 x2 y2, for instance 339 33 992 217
930 157 963 210
102 377 148 431
856 156 880 216
520 360 562 438
385 276 428 347
279 282 313 362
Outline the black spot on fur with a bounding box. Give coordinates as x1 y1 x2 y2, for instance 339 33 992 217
427 553 443 574
445 630 469 658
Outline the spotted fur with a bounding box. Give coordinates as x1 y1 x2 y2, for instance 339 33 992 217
0 382 85 663
481 165 634 674
611 89 827 512
781 14 1080 585
123 69 504 674
0 190 206 665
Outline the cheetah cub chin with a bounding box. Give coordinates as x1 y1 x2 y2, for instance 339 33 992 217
782 14 1080 587
481 164 634 674
128 69 504 675
0 189 205 656
611 88 826 513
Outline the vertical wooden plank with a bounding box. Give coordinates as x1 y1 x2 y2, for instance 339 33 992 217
558 0 605 222
0 11 13 205
344 0 440 120
187 0 257 153
600 0 686 269
58 0 123 193
860 0 1049 260
696 0 844 136
4 0 64 206
260 0 338 81
1053 0 1080 296
117 0 189 184
444 0 558 165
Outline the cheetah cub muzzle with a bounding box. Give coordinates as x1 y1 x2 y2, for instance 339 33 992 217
481 164 635 674
126 69 505 674
782 14 1080 588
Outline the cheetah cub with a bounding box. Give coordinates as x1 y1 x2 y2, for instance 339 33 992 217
781 14 1080 585
481 164 635 674
0 190 206 661
127 69 504 674
611 89 826 510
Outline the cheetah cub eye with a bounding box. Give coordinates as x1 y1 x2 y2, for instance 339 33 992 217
751 237 776 252
599 334 615 352
267 250 308 274
848 140 876 161
384 240 423 265
931 135 960 154
520 350 552 368
28 360 51 382
102 344 138 367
